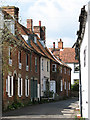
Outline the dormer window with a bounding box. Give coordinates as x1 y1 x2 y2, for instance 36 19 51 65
4 20 15 35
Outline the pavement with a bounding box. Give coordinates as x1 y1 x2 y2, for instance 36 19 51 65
1 97 79 120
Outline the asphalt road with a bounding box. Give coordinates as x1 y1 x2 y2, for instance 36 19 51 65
2 97 79 120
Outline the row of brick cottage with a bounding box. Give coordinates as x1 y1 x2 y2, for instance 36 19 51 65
0 6 71 110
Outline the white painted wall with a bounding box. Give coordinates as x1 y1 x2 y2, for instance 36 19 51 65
80 4 88 118
67 63 79 84
40 57 50 97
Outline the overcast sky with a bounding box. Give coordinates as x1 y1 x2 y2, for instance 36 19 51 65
0 0 89 48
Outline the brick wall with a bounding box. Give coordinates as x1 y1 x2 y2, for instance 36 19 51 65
3 41 40 110
50 60 71 99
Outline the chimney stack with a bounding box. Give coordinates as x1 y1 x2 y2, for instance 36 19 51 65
58 39 63 49
53 42 55 49
27 19 33 31
2 6 19 21
39 21 41 27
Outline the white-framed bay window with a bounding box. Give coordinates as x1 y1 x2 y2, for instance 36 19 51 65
18 78 23 97
25 79 29 97
6 76 13 97
60 80 63 91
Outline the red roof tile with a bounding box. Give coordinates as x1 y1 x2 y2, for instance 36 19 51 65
49 48 78 63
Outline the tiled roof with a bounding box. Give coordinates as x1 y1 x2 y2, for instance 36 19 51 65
2 7 73 68
49 48 78 63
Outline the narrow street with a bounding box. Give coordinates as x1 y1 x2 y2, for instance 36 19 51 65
2 97 79 120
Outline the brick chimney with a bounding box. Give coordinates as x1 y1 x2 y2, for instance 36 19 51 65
58 39 63 49
39 21 41 27
27 19 33 31
53 42 55 49
2 6 19 21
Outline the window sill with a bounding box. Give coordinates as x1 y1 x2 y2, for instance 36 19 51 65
18 95 22 97
8 95 13 97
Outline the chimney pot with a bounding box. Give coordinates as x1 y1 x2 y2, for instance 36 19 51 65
53 42 55 49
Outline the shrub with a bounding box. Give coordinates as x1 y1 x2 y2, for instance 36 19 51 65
7 102 24 110
71 80 79 91
44 90 54 98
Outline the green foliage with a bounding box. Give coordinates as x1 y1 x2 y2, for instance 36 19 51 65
44 90 54 98
71 80 79 91
7 102 24 110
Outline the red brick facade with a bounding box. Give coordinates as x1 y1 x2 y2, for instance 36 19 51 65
3 39 40 110
1 6 71 111
50 60 71 98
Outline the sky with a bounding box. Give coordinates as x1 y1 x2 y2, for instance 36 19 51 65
0 0 89 48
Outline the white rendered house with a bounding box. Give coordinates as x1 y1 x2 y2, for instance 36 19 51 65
75 3 89 118
40 57 50 97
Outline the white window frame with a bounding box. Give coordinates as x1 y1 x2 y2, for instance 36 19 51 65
26 54 29 71
6 79 8 92
60 80 63 91
18 78 23 97
52 64 56 72
64 81 66 90
18 51 22 69
25 79 29 97
42 59 44 70
9 47 12 66
8 76 13 97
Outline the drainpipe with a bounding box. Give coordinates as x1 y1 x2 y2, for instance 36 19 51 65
78 48 82 117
